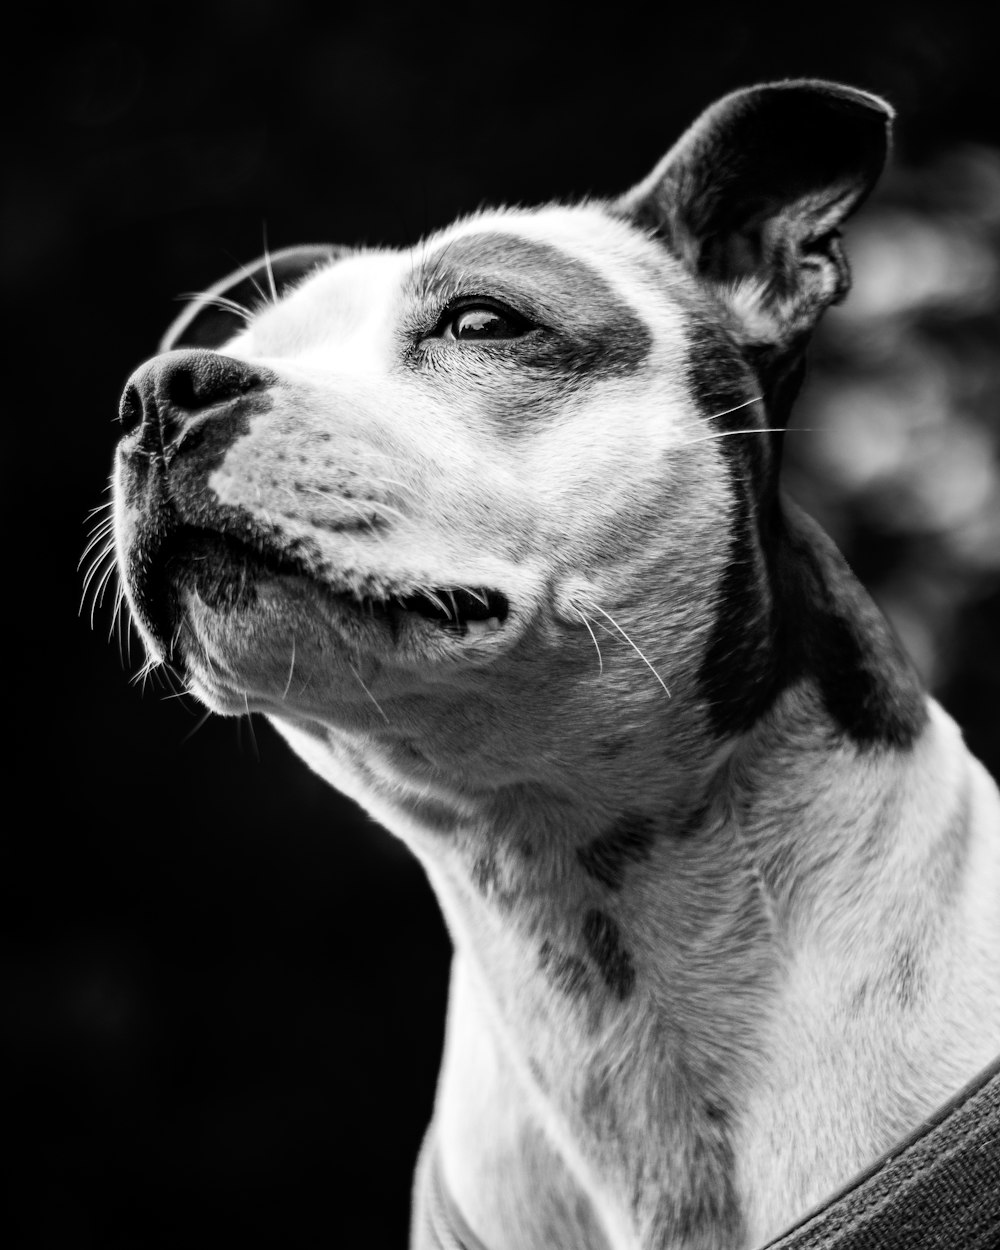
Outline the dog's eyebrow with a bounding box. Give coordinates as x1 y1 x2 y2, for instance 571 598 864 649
408 231 652 377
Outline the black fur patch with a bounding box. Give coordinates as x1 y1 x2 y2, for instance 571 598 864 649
683 297 926 750
582 910 635 1000
538 940 592 998
408 232 651 384
685 315 780 737
699 501 927 747
684 317 762 447
577 812 657 890
685 316 926 748
697 462 776 737
774 523 928 748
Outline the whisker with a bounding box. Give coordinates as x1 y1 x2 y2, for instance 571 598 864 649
160 685 195 703
240 264 271 309
81 512 115 543
132 655 159 694
160 663 188 701
282 637 297 700
458 586 491 610
109 582 126 650
123 596 136 667
218 246 273 311
180 707 214 744
261 222 278 304
80 543 119 630
110 584 132 661
348 661 390 723
673 425 810 450
572 607 604 677
705 394 763 423
577 598 671 698
179 291 256 323
242 695 261 760
79 533 114 572
79 543 114 604
169 620 185 660
79 519 116 566
89 560 119 629
299 485 409 526
416 586 452 619
86 536 115 579
84 497 114 522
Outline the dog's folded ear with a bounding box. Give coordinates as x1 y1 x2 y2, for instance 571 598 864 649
615 80 893 352
160 244 347 352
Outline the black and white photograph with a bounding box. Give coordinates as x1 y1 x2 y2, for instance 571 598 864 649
6 4 999 1247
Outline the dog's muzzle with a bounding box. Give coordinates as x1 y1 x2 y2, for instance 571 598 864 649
114 349 287 658
113 350 510 667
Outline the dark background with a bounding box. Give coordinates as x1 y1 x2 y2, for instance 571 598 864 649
5 3 999 1247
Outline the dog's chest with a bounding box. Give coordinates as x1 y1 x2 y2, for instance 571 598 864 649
432 940 750 1250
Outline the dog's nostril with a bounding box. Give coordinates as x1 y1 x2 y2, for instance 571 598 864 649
118 383 144 431
116 350 274 457
163 355 265 413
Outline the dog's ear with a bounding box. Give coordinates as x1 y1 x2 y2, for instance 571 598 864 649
615 80 892 352
160 244 347 351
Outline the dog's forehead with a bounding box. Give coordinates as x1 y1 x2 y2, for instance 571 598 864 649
417 204 689 322
421 204 662 276
238 203 691 364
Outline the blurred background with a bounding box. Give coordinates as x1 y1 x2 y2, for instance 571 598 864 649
4 2 999 1246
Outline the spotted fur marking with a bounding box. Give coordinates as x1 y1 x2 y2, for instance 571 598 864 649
577 812 658 891
581 909 636 1001
538 939 592 999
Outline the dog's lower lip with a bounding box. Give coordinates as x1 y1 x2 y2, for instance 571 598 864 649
137 523 511 645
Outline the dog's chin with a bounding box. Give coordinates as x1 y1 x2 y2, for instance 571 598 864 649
125 526 513 713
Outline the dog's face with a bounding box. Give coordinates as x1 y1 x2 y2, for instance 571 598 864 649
112 81 892 782
115 211 733 716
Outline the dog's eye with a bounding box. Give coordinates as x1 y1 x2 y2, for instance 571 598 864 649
437 301 534 342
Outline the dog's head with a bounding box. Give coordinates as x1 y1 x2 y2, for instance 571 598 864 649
110 80 892 765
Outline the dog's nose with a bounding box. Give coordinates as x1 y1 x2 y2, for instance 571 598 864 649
119 349 269 452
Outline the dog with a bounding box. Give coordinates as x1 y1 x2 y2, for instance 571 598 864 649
106 79 1000 1249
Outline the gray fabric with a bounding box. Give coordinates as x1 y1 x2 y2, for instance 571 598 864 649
763 1056 1000 1249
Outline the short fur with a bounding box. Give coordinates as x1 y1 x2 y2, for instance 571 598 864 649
107 80 1000 1249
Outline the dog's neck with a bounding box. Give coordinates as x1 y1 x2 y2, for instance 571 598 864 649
273 507 991 1249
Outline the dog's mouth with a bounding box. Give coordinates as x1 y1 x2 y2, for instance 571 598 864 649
132 523 511 660
364 584 510 637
